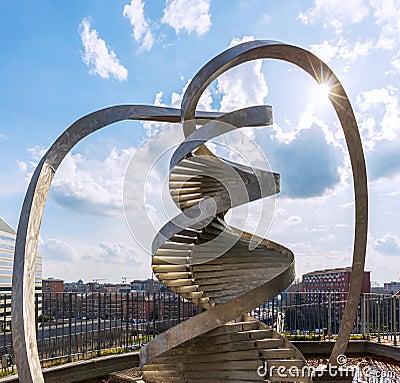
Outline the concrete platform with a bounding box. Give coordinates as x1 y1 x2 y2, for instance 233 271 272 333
108 368 143 383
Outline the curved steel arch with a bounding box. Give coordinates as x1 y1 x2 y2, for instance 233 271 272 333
181 40 368 364
12 40 368 383
11 105 230 383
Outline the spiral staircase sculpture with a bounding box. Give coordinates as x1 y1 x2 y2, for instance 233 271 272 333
12 41 368 383
138 112 312 382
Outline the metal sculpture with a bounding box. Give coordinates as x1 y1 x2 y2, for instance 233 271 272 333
12 40 367 383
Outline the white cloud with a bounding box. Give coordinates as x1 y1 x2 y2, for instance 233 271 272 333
79 18 128 81
146 35 268 136
0 133 7 140
28 145 47 161
40 236 145 281
16 146 47 181
391 51 400 72
310 38 374 63
254 168 400 283
357 86 400 146
123 0 155 52
171 79 214 111
338 39 374 61
19 146 137 216
143 80 214 135
31 126 196 281
283 216 302 226
162 0 211 35
267 184 356 277
300 0 400 54
374 234 400 256
39 237 74 261
16 160 27 173
356 87 400 180
51 148 136 216
218 36 268 112
298 0 370 32
310 40 339 63
369 0 400 50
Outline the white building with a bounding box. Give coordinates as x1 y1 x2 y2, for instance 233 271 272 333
0 217 42 328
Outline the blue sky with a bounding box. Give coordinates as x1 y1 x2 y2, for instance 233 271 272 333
1 0 399 284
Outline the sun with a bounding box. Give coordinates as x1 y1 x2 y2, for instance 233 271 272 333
311 82 332 108
315 83 331 99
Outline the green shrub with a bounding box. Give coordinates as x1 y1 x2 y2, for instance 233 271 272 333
349 334 368 340
284 334 323 341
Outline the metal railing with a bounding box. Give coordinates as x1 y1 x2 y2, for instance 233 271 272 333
250 292 399 343
1 291 198 367
0 291 399 368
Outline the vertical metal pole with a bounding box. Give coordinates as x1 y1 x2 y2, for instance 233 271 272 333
97 293 101 356
163 292 166 333
77 294 81 359
272 297 275 330
355 294 360 334
141 291 144 344
48 292 52 361
397 297 400 346
178 295 181 324
378 295 381 343
119 293 122 348
40 292 44 361
168 293 171 330
385 296 389 340
61 293 65 357
68 294 72 362
387 296 390 341
91 294 94 355
397 297 400 347
85 293 88 357
4 294 8 352
34 293 38 337
109 292 112 349
393 296 397 346
328 292 332 339
55 293 59 359
366 294 370 339
387 296 390 340
362 294 366 337
146 291 149 342
125 294 129 352
153 293 157 339
74 294 78 359
136 292 139 345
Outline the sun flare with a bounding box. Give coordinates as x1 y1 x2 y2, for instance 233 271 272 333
315 83 331 99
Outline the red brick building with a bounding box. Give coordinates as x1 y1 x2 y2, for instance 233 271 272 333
302 266 370 311
42 277 64 294
302 267 370 296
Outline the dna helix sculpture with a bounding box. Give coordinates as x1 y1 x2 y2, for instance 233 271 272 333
138 109 314 382
12 40 368 383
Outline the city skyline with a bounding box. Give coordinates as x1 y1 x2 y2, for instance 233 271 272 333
1 1 400 283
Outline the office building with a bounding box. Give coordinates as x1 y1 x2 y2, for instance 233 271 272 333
131 278 163 293
383 281 400 294
302 267 371 295
42 278 64 294
0 217 42 328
